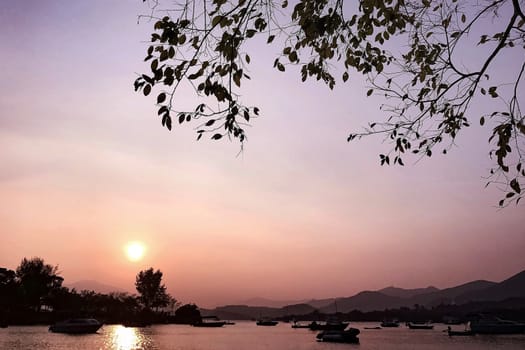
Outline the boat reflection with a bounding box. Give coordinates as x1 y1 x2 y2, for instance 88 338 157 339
108 325 149 350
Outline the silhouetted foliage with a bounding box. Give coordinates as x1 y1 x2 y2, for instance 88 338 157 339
1 257 188 325
15 257 63 311
171 303 202 324
135 267 171 310
136 0 525 206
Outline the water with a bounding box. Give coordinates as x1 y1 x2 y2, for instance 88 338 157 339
1 322 524 350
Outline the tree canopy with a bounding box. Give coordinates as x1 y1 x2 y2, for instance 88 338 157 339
135 0 525 206
15 257 63 311
135 267 171 310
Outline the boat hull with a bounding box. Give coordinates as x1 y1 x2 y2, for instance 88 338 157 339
317 328 360 343
49 319 102 334
408 323 433 330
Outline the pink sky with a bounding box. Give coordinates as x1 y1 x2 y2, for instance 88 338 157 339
0 1 524 308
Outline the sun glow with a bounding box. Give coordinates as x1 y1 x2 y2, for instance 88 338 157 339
125 241 146 262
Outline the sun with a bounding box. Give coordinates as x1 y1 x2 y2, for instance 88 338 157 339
125 241 146 262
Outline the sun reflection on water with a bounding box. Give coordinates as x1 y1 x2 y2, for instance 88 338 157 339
110 325 144 350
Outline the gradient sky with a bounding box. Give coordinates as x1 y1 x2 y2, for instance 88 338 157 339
1 1 524 308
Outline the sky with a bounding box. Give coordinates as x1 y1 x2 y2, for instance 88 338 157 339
0 1 524 308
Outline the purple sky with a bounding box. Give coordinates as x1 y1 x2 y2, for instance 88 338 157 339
0 1 523 308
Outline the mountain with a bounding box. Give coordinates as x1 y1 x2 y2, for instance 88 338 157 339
239 297 307 308
456 270 525 303
378 286 439 299
319 291 406 313
67 280 126 294
201 303 317 320
410 280 497 306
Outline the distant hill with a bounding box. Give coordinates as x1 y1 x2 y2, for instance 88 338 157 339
410 280 497 306
67 280 126 294
319 291 406 313
457 270 525 303
201 303 317 320
207 269 525 316
378 286 439 299
239 297 307 308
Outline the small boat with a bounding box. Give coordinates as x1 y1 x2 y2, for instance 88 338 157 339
192 316 226 327
256 319 278 326
380 319 400 327
49 318 102 334
364 326 382 329
469 315 525 334
291 321 311 329
316 328 360 343
447 327 474 336
407 322 434 330
309 320 349 331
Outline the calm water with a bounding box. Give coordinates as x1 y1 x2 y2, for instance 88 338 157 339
1 321 525 350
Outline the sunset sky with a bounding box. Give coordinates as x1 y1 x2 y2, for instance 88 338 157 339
1 1 524 308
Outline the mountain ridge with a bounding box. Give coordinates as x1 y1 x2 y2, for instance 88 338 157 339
204 268 525 319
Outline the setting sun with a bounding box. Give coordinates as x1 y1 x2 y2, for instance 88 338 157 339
125 242 146 262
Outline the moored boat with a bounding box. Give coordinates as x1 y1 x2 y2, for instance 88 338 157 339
256 319 278 326
291 321 311 329
407 322 434 330
380 319 400 327
469 315 525 334
192 316 226 327
309 319 349 331
49 318 102 334
316 328 360 343
447 327 475 336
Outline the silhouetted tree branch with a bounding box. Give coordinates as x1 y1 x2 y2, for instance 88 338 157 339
136 0 525 206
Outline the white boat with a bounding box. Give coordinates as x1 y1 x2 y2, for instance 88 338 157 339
49 318 103 334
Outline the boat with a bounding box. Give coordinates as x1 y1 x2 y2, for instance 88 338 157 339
447 327 474 336
49 318 102 334
192 316 226 327
291 321 311 329
364 326 382 329
309 319 349 331
224 321 236 325
469 315 525 334
407 322 434 330
256 319 278 326
380 319 400 327
316 328 360 343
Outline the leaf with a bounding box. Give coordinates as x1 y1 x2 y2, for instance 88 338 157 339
205 119 215 127
143 84 152 96
342 72 349 82
157 93 166 104
480 116 485 126
367 89 373 96
212 16 223 27
245 54 251 64
267 35 275 44
212 133 223 140
510 178 521 193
